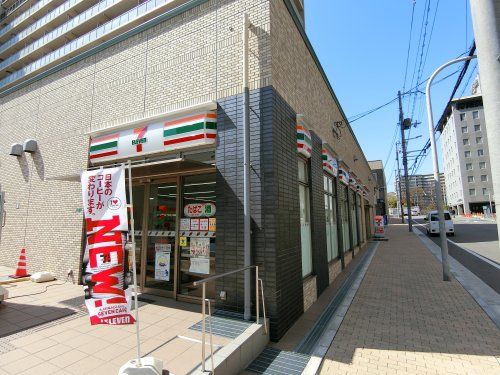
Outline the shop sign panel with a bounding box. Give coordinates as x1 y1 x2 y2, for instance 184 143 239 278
339 168 349 185
184 202 216 217
322 143 338 176
80 166 134 325
89 112 217 164
297 115 312 158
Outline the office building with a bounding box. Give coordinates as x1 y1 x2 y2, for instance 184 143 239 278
439 93 495 215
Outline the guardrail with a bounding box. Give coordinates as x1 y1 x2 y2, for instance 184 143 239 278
193 265 267 373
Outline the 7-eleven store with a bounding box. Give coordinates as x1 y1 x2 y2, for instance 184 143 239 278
88 103 218 302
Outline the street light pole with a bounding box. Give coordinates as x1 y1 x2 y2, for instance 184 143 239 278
426 55 476 282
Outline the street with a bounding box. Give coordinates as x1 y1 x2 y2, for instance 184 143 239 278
412 216 500 294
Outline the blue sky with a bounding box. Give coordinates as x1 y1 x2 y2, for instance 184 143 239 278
306 0 475 192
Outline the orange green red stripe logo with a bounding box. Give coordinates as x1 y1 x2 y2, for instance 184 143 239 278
164 113 217 148
90 133 119 160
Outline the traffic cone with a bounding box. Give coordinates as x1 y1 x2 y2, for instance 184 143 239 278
9 248 30 279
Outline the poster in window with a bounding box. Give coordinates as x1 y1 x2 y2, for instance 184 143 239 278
189 237 210 274
154 243 171 281
190 218 200 231
199 218 209 231
180 218 190 231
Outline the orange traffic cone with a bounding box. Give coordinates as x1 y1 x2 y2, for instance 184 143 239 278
9 248 30 279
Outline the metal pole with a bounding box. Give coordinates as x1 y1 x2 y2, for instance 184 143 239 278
201 283 206 372
426 55 476 281
399 91 413 232
127 161 142 366
255 266 259 325
242 13 251 321
469 0 500 250
395 144 404 223
488 193 493 216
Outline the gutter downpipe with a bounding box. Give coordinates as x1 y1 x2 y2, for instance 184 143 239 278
242 13 251 321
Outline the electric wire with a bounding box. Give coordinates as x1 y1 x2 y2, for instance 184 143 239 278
402 0 417 94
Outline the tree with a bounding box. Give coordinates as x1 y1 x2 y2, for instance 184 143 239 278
387 194 398 208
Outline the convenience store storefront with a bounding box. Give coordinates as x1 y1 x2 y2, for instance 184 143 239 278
88 103 219 302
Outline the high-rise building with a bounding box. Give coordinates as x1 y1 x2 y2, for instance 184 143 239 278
395 173 446 213
0 0 377 342
439 93 496 215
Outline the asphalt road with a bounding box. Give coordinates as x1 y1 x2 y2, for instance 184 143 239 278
413 217 500 294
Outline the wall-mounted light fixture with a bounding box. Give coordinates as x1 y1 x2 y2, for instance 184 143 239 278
23 139 37 153
9 143 23 156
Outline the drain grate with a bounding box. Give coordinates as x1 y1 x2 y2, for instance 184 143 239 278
246 347 311 375
189 313 253 339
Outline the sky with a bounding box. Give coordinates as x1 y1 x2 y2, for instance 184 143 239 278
305 0 475 193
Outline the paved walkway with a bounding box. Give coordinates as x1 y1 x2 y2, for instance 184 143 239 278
0 267 231 375
320 222 500 375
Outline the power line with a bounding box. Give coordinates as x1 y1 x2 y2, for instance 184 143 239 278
402 1 417 94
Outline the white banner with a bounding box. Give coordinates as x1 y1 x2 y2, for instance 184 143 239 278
80 165 133 325
81 166 128 231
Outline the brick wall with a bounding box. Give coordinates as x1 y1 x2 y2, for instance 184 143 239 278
302 276 317 312
215 87 303 341
0 0 273 279
328 259 342 285
270 0 376 200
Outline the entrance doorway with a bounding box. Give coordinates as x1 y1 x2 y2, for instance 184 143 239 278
129 172 216 300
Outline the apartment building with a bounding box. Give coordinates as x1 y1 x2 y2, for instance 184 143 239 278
0 0 376 340
396 173 446 213
439 94 495 215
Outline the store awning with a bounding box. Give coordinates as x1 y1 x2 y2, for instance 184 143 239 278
322 142 338 176
297 114 312 158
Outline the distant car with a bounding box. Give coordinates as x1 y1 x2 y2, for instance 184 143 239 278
424 210 455 236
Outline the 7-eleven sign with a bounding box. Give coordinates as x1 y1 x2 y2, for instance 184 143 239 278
132 126 148 153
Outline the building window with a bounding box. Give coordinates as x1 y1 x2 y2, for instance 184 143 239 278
467 176 474 183
461 126 468 134
298 159 312 277
464 151 471 158
481 175 488 182
474 124 481 132
477 149 484 157
476 136 483 144
482 188 489 195
472 111 479 119
463 138 470 145
466 163 473 171
469 188 476 196
479 162 486 169
324 175 339 262
460 113 466 121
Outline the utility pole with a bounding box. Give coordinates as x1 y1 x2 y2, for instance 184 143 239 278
469 0 500 251
395 143 404 223
398 91 413 232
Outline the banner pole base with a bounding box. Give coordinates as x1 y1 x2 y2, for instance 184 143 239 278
118 357 164 375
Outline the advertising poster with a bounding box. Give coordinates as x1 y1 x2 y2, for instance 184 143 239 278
199 218 209 231
154 243 171 281
190 218 200 231
189 237 210 274
180 218 190 231
209 218 216 232
80 166 134 325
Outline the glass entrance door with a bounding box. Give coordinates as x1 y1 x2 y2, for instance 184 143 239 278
142 182 177 295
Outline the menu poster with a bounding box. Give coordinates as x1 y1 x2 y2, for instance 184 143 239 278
190 218 200 231
180 218 190 231
199 218 209 231
190 258 210 275
154 250 170 281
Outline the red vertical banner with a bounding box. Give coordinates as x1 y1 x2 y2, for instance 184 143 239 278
81 166 134 325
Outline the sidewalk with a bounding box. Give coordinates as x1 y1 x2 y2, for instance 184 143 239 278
320 222 500 375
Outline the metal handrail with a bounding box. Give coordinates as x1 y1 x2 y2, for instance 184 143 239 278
193 265 267 373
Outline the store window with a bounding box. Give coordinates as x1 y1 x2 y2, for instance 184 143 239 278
350 190 358 247
324 175 339 262
341 186 350 252
179 174 217 298
298 159 312 277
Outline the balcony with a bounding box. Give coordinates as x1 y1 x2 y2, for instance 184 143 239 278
0 0 98 57
0 0 183 91
0 0 67 41
0 0 133 74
